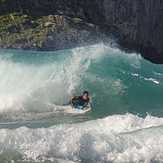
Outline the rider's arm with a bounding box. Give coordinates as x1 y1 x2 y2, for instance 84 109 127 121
70 96 78 105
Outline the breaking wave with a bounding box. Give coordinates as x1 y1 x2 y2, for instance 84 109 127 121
1 114 163 163
0 43 163 122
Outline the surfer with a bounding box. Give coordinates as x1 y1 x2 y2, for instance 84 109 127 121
71 91 91 110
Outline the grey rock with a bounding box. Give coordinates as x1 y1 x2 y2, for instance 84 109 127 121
1 0 163 63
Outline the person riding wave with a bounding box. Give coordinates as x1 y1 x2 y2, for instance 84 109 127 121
71 91 91 110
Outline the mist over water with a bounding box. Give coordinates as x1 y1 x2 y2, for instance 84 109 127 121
0 44 163 162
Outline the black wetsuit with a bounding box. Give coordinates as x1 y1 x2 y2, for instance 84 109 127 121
71 96 89 109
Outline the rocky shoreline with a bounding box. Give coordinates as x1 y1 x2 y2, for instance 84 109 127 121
0 0 163 63
0 13 103 51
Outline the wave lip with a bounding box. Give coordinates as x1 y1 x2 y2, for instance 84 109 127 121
1 114 163 162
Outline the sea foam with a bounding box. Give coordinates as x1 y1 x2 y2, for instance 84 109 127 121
0 114 163 162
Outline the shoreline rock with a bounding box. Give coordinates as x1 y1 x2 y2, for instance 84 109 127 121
0 0 163 64
0 13 103 51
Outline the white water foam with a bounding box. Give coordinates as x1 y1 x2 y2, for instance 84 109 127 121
131 73 160 85
144 77 160 85
1 114 163 162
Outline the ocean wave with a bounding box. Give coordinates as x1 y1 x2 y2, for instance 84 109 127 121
0 44 107 119
0 43 163 121
0 114 163 162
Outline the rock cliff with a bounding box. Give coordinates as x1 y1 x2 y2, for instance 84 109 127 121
0 0 163 63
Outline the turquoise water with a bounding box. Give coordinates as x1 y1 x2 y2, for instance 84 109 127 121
0 44 163 162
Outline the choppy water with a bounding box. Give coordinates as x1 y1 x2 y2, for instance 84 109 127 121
0 43 163 163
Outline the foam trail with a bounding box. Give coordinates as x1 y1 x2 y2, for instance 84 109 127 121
144 77 160 85
1 114 163 162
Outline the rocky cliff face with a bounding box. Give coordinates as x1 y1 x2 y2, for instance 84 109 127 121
0 0 163 63
102 0 163 64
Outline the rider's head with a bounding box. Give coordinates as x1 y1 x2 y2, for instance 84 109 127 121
82 91 89 100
